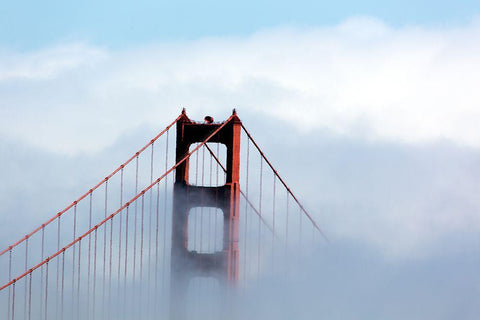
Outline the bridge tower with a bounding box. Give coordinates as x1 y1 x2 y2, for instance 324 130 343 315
170 109 241 319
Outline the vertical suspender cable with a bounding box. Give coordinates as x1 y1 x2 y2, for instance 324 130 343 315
118 168 124 282
124 206 129 320
162 131 169 289
200 145 205 252
11 281 15 320
194 145 199 249
40 227 45 319
8 248 12 320
56 217 60 320
139 194 145 318
102 182 108 319
148 143 154 290
117 167 124 318
154 182 160 308
109 206 113 316
147 145 154 318
72 204 77 318
243 138 250 284
208 144 213 252
45 260 49 320
214 143 219 251
61 251 65 320
92 228 97 320
140 194 145 280
77 238 82 320
133 156 138 296
28 272 32 320
87 192 92 320
195 143 199 184
108 221 113 318
24 238 28 320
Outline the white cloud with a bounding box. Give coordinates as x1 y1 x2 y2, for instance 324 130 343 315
1 17 480 154
0 43 107 81
1 17 480 261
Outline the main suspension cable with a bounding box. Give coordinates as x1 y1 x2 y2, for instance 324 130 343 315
240 124 328 242
0 115 181 257
0 114 234 292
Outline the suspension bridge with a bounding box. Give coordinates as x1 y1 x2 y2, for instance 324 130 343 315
0 109 327 320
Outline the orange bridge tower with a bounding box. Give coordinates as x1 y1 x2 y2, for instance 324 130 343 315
170 110 241 318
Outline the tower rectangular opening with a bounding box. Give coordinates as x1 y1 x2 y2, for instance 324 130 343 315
188 143 226 187
188 207 224 253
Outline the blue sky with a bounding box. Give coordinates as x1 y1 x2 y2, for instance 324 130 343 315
2 0 480 49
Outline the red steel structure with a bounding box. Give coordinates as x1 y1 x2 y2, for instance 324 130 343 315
170 110 241 318
0 109 326 320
